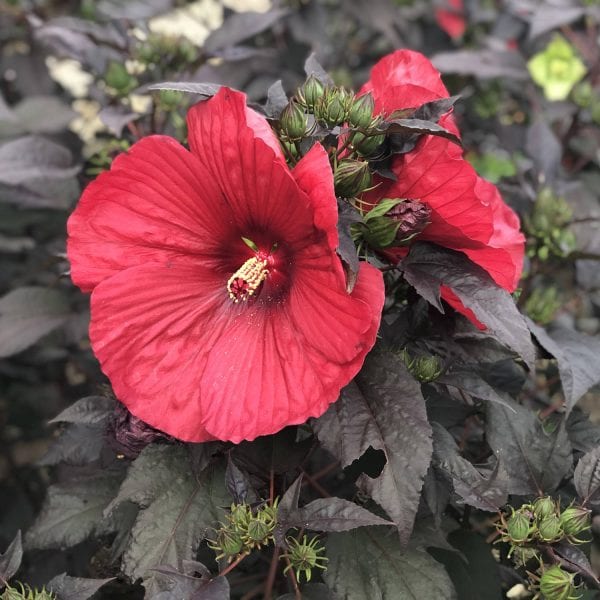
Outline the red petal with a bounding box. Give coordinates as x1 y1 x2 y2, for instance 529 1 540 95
199 258 384 443
67 135 234 292
435 0 466 39
441 286 486 330
361 50 450 99
89 260 230 442
186 88 316 247
292 143 339 252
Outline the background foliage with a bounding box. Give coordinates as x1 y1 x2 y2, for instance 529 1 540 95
1 0 600 598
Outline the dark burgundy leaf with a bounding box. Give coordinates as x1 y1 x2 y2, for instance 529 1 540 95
432 49 528 80
225 453 255 504
96 0 173 20
384 118 461 146
99 106 141 137
147 82 222 97
525 119 562 181
336 200 361 293
47 574 115 600
304 53 334 86
527 6 585 39
203 9 289 54
0 531 22 584
264 79 288 118
574 446 600 505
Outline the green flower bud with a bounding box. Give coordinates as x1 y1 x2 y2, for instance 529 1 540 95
105 61 137 95
298 75 325 108
560 506 591 537
282 535 328 583
506 510 532 544
245 516 271 543
212 526 244 560
572 81 594 107
1 584 55 600
402 350 444 383
351 131 386 157
539 565 578 600
533 496 557 520
315 87 350 127
334 159 372 198
348 92 375 128
279 100 309 139
537 514 563 542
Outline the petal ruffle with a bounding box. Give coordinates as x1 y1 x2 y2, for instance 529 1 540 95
89 259 230 442
67 135 235 292
361 50 450 99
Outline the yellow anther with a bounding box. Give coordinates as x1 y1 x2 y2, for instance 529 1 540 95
227 257 269 303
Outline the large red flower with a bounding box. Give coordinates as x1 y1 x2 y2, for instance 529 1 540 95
67 87 384 444
360 50 525 322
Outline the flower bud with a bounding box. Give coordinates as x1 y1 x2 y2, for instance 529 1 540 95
279 100 309 139
245 516 271 543
539 565 578 600
282 535 328 583
351 131 386 157
533 496 557 520
298 75 325 108
214 527 244 559
315 87 349 127
334 159 372 198
403 351 444 383
348 92 375 128
105 61 136 95
1 583 55 600
560 506 591 537
107 402 171 458
537 514 563 542
572 81 594 107
387 199 432 244
506 510 532 543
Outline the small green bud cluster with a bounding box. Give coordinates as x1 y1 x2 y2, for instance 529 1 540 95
1 583 55 600
104 62 138 97
86 139 131 176
281 534 328 583
401 348 443 383
525 188 576 261
209 500 279 563
524 286 562 325
136 33 198 71
276 76 387 199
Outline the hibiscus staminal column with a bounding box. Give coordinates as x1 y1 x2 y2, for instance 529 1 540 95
227 256 269 303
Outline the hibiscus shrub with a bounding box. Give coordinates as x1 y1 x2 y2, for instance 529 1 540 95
1 1 600 600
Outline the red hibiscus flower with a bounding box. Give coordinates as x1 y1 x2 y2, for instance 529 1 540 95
360 50 525 324
435 0 466 40
67 87 384 444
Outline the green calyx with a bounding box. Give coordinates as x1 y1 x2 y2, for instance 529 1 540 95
506 508 533 544
297 75 325 109
347 92 375 129
333 159 372 198
539 565 580 600
560 506 591 537
282 535 328 583
537 514 563 542
533 496 558 520
402 349 444 383
279 100 309 139
1 584 55 600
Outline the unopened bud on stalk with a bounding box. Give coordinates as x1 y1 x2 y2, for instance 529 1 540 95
533 496 557 520
506 509 532 544
348 92 375 128
537 514 563 542
279 101 309 139
539 565 579 600
351 131 386 157
402 351 444 383
315 87 350 126
334 159 372 198
387 199 431 244
298 75 325 108
560 506 591 537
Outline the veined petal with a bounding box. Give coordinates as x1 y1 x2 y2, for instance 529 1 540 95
187 88 315 246
67 135 236 292
89 260 230 442
199 259 384 443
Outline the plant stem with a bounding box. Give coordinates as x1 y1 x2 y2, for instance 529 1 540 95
219 552 249 577
263 546 281 600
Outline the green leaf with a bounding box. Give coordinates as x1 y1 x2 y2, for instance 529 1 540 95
324 527 456 599
0 286 70 358
486 398 571 495
363 198 403 221
0 531 22 584
528 320 600 413
47 574 114 600
25 472 123 550
402 244 535 368
116 447 229 594
313 349 432 545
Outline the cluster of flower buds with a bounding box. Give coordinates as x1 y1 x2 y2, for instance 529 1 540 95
277 76 387 199
499 497 591 551
524 286 562 325
401 348 444 383
281 534 328 583
525 188 576 261
209 501 279 563
136 33 198 71
0 583 55 600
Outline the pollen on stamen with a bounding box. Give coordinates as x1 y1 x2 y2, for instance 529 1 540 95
227 257 269 303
